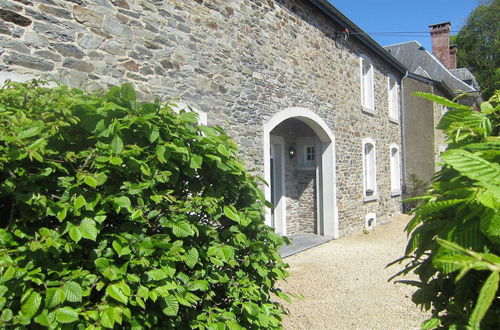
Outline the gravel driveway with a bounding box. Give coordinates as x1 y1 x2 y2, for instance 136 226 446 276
278 214 430 329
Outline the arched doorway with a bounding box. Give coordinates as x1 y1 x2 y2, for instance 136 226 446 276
263 108 338 238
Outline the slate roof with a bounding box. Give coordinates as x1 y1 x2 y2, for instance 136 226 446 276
384 41 478 94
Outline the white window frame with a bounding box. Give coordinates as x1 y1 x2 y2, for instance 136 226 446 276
388 75 399 123
362 138 377 201
304 145 315 167
389 144 401 196
360 54 375 114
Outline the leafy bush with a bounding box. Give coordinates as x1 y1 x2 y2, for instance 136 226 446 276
0 81 289 329
391 91 500 329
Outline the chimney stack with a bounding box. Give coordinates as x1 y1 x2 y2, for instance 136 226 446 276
429 22 456 69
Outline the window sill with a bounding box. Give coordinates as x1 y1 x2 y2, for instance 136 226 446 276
391 190 401 197
297 167 316 171
362 106 376 115
389 117 399 124
363 194 379 202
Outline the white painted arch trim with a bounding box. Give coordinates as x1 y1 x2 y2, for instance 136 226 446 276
263 107 339 238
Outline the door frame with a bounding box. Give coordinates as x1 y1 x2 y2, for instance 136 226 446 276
263 107 338 238
270 135 286 235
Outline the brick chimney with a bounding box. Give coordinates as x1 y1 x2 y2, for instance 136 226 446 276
449 45 457 70
429 22 455 69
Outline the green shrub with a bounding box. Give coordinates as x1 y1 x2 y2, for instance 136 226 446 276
391 91 500 329
0 81 289 329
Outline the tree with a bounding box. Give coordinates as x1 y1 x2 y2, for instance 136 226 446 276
0 81 290 329
455 0 500 100
391 91 500 329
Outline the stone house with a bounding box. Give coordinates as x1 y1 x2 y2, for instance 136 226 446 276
384 22 482 198
0 0 410 239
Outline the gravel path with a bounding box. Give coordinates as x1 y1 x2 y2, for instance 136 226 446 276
278 215 430 330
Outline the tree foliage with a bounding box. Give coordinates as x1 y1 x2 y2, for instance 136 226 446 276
391 91 500 329
455 0 500 100
0 81 289 329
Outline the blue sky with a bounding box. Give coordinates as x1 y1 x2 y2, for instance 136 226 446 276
328 1 480 50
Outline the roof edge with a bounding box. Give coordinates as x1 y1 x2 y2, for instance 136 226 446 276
306 0 407 74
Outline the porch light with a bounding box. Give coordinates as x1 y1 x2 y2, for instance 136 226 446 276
288 145 296 159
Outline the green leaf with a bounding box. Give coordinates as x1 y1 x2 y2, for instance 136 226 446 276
121 83 136 102
84 175 98 188
34 310 54 327
17 124 43 139
111 135 124 154
1 308 13 322
73 195 86 210
171 221 194 238
109 156 123 165
146 269 168 281
140 163 151 176
57 208 67 221
21 290 41 318
421 317 441 330
480 212 500 241
441 149 500 185
469 271 499 328
242 302 259 316
190 154 203 169
69 226 82 243
79 219 98 241
45 287 66 309
55 306 79 324
113 196 131 211
63 281 83 303
185 248 199 268
223 205 241 223
414 199 465 216
112 240 131 257
131 209 143 220
162 295 179 316
106 283 128 304
100 306 115 329
217 144 230 157
95 258 120 281
149 125 159 142
413 92 469 110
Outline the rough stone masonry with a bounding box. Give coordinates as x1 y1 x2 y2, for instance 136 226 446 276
0 0 403 236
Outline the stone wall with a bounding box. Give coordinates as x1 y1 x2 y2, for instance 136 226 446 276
0 0 403 236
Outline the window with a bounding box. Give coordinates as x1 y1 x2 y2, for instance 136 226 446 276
388 76 399 122
305 146 315 161
303 145 315 168
360 55 374 113
390 144 401 196
362 138 377 201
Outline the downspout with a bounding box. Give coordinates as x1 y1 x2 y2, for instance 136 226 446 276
400 70 410 212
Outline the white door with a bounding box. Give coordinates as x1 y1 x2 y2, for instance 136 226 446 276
270 135 286 235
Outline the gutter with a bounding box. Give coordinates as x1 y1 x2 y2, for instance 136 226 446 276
307 0 407 75
400 71 409 205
